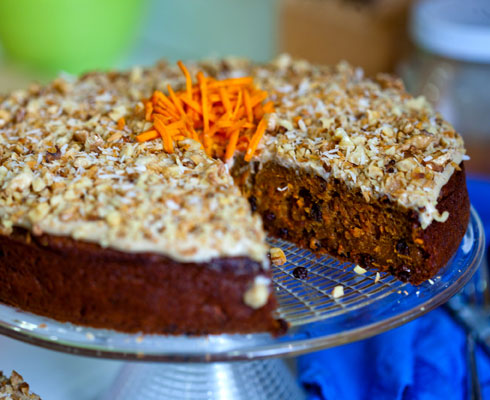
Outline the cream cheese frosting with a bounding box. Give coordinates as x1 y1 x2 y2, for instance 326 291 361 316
0 66 268 263
0 55 466 264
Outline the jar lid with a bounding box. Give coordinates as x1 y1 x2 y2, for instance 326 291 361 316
410 0 490 63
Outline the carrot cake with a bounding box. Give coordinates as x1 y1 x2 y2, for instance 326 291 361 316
0 55 469 334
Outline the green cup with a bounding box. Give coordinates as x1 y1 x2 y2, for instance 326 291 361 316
0 0 143 75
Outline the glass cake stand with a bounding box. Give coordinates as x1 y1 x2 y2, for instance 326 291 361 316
0 207 484 400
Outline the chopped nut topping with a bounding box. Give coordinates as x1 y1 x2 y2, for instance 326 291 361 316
0 55 465 266
252 58 465 229
270 247 287 266
0 371 40 400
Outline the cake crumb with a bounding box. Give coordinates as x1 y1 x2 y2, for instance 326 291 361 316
85 332 95 341
353 265 367 275
136 335 144 343
270 247 287 266
375 272 380 283
37 323 47 329
331 285 344 299
428 279 434 285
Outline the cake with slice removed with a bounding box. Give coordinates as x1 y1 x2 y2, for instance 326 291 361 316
0 55 469 334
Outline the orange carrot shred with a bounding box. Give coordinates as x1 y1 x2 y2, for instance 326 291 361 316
245 117 268 162
197 72 209 133
208 77 253 89
243 89 253 123
154 118 174 153
144 101 153 121
136 129 158 142
117 117 125 130
232 90 242 120
225 129 240 161
219 87 232 115
262 100 275 113
177 60 193 98
167 84 185 116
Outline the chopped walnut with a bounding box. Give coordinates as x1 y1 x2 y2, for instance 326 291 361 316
0 371 41 400
270 247 287 266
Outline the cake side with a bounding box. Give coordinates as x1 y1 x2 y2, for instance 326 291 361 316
0 227 281 335
232 160 469 285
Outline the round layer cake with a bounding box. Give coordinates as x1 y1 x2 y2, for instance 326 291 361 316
0 56 469 334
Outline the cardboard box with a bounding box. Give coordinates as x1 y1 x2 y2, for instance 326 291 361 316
279 0 412 75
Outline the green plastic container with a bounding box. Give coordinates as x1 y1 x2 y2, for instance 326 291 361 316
0 0 143 75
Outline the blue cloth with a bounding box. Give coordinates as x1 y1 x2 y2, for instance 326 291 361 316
298 177 490 399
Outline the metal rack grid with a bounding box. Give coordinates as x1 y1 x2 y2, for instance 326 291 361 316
268 237 406 326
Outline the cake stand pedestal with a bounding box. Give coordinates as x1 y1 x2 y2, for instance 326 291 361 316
104 359 304 400
0 207 484 400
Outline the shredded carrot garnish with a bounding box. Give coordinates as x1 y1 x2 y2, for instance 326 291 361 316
135 61 274 161
137 129 158 142
117 117 125 130
243 89 253 123
245 117 268 162
177 60 193 99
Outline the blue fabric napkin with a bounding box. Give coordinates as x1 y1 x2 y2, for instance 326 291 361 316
298 177 490 400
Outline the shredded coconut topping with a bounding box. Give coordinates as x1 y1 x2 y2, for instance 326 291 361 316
0 55 466 264
0 65 267 263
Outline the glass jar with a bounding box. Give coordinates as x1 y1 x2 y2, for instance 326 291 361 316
400 0 490 175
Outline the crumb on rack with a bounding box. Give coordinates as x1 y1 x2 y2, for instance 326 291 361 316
354 265 367 275
332 285 344 299
270 247 287 266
